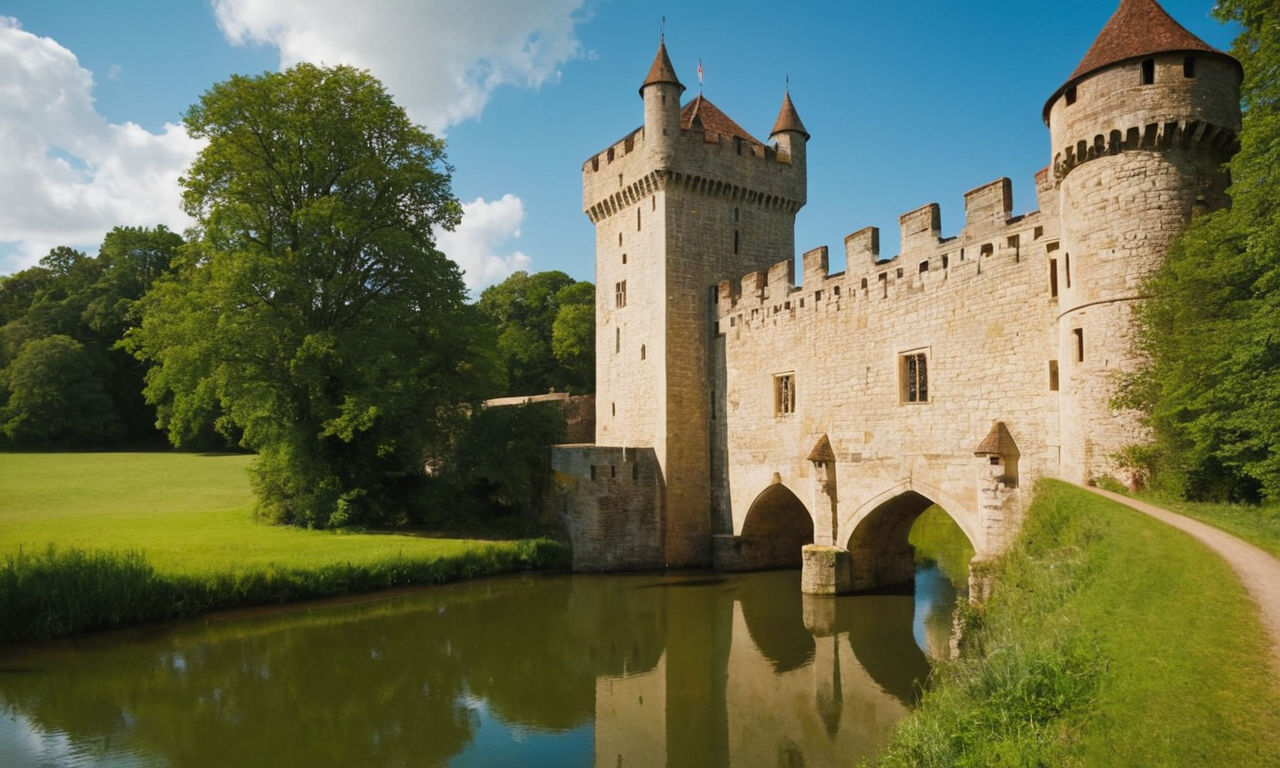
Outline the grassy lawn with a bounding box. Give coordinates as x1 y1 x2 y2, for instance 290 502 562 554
875 479 1280 767
0 452 523 575
1136 491 1280 560
0 452 567 642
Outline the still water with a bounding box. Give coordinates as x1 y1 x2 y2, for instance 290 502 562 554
0 566 957 767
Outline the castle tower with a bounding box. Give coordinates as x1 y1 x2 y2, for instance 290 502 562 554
1046 0 1241 483
582 40 808 566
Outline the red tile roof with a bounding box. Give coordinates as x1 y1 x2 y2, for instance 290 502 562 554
640 40 684 96
771 91 809 140
681 95 761 145
1043 0 1238 122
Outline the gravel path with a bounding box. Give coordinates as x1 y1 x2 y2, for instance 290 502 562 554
1085 486 1280 671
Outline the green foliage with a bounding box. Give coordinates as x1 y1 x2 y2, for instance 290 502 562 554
0 227 184 447
0 540 568 645
478 270 594 395
447 402 567 518
127 64 495 528
2 335 120 445
874 481 1280 767
1125 2 1280 500
908 505 975 588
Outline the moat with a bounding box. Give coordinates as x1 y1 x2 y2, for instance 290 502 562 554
0 566 959 767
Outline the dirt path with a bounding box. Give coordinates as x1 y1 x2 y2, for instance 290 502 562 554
1086 486 1280 671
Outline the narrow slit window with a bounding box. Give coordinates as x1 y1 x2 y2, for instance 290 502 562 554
1049 360 1060 391
774 373 795 416
899 350 929 404
1049 259 1059 297
1073 328 1085 362
734 230 739 254
615 327 620 354
1065 253 1072 288
640 344 646 360
636 208 641 231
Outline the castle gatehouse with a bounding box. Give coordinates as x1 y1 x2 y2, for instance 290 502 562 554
551 0 1242 593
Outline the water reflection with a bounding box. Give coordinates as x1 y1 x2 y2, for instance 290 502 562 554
0 567 956 767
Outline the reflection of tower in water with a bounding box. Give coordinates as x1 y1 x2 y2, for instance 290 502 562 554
592 571 939 766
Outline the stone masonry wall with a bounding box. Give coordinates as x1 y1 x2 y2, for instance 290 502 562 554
717 172 1061 556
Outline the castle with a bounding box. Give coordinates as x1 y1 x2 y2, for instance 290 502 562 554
550 0 1242 593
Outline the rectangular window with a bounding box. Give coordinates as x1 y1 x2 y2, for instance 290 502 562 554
1142 58 1155 85
1073 328 1084 362
774 373 795 416
899 350 929 403
1049 259 1059 297
1049 360 1060 391
615 280 627 308
1065 86 1077 105
1184 56 1196 78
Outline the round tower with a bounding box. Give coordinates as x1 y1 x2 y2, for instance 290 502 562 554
640 38 684 165
769 89 809 205
1045 0 1241 483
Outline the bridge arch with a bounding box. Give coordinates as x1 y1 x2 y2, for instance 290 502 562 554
738 482 815 569
839 481 979 592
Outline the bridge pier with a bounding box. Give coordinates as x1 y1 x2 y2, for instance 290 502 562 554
800 545 852 595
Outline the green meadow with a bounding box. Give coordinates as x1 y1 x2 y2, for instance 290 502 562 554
874 480 1280 767
0 452 567 642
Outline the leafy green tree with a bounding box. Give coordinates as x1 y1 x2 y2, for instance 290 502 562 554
1128 0 1280 500
2 335 120 445
128 64 494 527
478 270 594 395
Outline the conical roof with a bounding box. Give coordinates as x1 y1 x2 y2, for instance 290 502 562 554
770 90 809 140
974 421 1019 458
1043 0 1239 121
681 95 761 145
640 40 685 96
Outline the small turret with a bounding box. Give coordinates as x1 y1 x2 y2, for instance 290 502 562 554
770 89 809 202
640 38 684 163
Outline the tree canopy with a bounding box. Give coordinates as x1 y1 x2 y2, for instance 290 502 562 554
0 226 183 447
478 270 594 396
127 64 496 527
1126 0 1280 501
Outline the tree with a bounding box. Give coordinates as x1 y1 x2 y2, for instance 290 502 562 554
1127 0 1280 500
2 335 120 445
478 270 594 395
127 64 494 527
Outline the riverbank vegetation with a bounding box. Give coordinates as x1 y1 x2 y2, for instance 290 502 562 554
874 480 1280 767
908 505 974 589
0 452 568 644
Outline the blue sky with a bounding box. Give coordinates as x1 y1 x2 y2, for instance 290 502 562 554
0 0 1236 293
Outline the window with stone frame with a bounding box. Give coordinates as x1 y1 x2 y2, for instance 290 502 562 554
615 280 627 308
774 373 795 416
899 349 929 403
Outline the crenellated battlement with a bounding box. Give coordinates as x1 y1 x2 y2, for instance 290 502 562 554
714 171 1060 333
1052 118 1238 180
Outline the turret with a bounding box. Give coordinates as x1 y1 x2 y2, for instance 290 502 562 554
640 38 684 164
770 89 809 205
1046 0 1241 484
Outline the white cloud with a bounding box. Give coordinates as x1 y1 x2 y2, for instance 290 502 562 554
211 0 586 132
437 194 533 294
0 17 200 274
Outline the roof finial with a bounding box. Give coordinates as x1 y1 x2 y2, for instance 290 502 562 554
660 15 665 43
785 72 790 92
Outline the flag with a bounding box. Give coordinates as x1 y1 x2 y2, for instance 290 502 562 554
698 59 703 86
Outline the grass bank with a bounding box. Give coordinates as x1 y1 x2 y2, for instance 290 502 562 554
873 479 1280 767
0 452 569 643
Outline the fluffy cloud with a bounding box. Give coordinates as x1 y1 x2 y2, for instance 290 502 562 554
436 194 533 294
0 17 200 273
211 0 586 132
